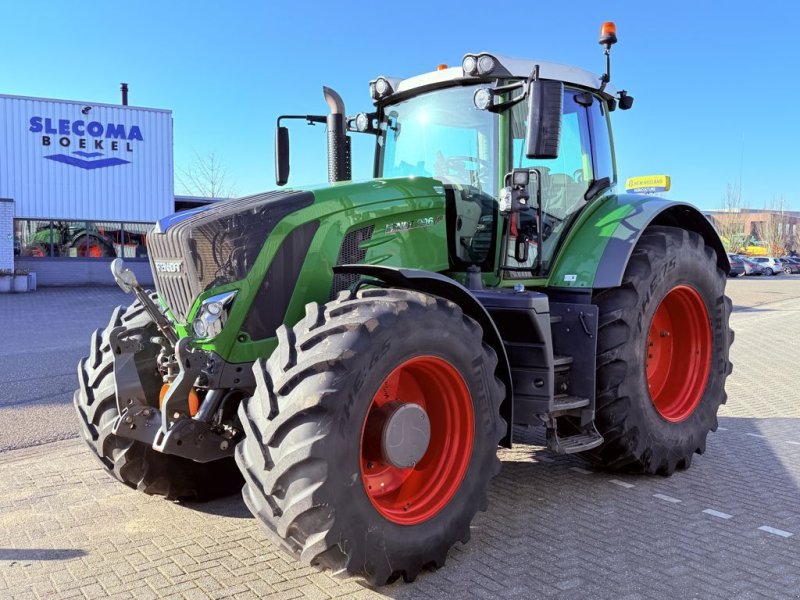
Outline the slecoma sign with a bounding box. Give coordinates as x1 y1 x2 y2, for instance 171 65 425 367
28 116 144 170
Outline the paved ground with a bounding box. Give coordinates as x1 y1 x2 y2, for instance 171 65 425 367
1 277 799 599
0 287 129 451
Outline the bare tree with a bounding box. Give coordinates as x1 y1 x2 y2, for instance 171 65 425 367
712 183 746 253
756 196 792 256
176 151 236 198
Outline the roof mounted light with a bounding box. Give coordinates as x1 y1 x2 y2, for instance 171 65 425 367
370 76 394 101
477 54 496 75
462 53 500 77
599 21 618 48
462 55 478 76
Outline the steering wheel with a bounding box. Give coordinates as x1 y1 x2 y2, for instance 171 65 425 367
572 168 585 183
438 154 492 189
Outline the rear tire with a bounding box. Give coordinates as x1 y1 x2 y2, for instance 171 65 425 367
74 296 242 500
576 226 733 475
236 288 505 585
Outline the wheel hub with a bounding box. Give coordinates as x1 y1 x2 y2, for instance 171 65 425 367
380 401 431 468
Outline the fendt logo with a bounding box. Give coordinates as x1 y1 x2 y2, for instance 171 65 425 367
154 260 183 274
29 116 144 170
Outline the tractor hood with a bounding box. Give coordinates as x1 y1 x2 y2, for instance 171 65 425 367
148 178 446 322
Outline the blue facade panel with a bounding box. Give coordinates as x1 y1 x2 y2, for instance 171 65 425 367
0 94 173 222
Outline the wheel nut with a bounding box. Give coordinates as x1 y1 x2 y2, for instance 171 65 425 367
124 416 133 424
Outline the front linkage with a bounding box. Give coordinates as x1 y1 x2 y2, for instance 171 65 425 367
109 259 248 463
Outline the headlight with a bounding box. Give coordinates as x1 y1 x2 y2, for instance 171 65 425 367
191 290 237 340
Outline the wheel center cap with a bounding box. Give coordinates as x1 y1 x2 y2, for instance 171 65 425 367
381 402 431 468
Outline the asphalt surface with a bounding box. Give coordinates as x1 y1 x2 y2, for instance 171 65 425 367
1 276 799 599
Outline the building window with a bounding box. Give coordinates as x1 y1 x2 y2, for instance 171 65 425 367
13 219 153 260
14 220 53 257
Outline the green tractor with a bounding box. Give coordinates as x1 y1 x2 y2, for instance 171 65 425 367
74 23 733 585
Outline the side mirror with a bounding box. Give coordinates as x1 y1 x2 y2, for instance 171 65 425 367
275 126 290 186
525 79 563 160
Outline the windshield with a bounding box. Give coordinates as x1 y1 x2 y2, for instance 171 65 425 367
379 85 499 197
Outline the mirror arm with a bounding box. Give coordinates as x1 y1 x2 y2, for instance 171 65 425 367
487 93 527 114
277 114 326 127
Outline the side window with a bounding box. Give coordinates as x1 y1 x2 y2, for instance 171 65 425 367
589 99 615 183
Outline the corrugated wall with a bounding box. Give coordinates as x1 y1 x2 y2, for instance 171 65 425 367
0 94 173 222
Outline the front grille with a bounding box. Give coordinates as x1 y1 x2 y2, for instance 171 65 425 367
148 230 196 322
148 190 315 323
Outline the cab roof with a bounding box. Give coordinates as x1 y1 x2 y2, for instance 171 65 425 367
378 54 616 102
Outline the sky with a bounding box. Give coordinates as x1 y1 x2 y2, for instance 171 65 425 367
2 1 799 210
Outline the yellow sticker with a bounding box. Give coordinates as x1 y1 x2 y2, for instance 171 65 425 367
625 174 671 193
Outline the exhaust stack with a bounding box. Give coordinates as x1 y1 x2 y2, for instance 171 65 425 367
121 83 129 106
323 86 351 183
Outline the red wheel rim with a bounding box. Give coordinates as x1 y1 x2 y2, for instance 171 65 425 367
359 356 474 525
79 244 103 258
646 285 712 422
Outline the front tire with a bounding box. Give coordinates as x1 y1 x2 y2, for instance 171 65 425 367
577 226 733 475
236 288 505 584
74 297 242 500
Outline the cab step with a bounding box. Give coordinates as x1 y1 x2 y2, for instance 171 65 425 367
546 424 603 454
552 394 590 412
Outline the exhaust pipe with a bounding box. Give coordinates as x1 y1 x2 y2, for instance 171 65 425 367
323 86 351 183
121 82 129 106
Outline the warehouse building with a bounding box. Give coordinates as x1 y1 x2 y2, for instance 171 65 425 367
0 89 214 286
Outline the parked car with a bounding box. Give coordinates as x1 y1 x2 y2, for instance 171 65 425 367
727 253 746 277
741 257 765 276
780 256 800 274
750 256 783 276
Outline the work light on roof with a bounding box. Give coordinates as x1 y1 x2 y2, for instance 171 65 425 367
370 77 394 101
462 53 498 77
477 55 496 75
462 55 478 76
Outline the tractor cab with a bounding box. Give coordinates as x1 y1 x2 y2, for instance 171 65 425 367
276 22 632 286
372 58 621 280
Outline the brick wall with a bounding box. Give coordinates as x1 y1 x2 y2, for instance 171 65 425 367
0 198 13 272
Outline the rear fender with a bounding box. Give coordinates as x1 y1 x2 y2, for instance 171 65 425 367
333 264 514 447
548 193 730 290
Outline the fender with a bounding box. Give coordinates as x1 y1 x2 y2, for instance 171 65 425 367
332 264 515 447
548 193 730 290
